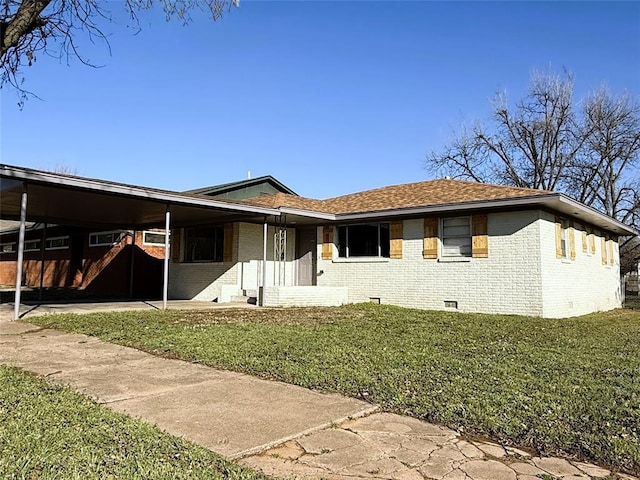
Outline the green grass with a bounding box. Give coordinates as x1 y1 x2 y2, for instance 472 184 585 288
625 294 640 310
30 304 640 475
0 365 268 479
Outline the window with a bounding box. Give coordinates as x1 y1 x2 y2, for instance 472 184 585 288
24 239 41 252
184 226 224 262
441 217 471 257
46 236 70 250
143 230 168 246
338 223 390 258
555 218 575 260
90 230 126 247
560 219 570 258
0 243 16 254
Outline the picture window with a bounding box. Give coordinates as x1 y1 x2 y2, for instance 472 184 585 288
184 226 224 262
338 223 390 258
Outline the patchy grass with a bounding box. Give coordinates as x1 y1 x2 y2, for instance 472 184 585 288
625 294 640 310
0 365 267 479
31 304 640 475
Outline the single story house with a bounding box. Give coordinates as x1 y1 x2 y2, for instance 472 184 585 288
1 164 636 318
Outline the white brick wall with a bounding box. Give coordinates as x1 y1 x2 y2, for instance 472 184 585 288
168 222 298 301
263 286 348 307
168 213 622 317
317 211 546 317
538 211 622 318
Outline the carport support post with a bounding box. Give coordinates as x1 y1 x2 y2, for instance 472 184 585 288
162 207 171 310
261 219 268 306
14 185 28 320
38 223 47 301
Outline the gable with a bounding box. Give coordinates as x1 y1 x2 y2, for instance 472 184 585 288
185 176 297 200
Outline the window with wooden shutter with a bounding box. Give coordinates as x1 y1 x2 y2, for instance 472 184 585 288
423 218 438 259
322 226 333 260
471 214 488 258
389 221 403 259
569 225 576 261
171 229 181 262
589 230 596 255
581 231 587 253
555 217 563 258
601 236 607 265
223 223 234 263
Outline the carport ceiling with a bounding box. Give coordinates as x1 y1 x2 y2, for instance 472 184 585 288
0 165 280 229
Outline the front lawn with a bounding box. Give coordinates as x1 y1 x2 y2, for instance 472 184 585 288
31 304 640 475
0 365 267 479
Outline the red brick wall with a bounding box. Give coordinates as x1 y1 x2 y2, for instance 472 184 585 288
0 227 165 298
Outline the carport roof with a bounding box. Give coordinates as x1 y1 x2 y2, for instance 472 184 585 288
0 164 280 229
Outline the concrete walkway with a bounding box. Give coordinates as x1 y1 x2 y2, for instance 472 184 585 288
0 299 256 320
0 321 375 458
0 317 636 480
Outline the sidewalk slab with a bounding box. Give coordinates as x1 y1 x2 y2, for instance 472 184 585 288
0 321 377 458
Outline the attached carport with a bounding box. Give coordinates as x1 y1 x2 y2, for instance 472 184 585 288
0 164 281 319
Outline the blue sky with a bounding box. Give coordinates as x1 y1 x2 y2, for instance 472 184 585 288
1 1 639 199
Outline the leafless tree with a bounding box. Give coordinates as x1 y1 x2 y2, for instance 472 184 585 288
567 88 640 227
1 0 237 106
428 71 640 269
428 71 582 190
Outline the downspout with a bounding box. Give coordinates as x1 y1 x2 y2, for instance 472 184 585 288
14 184 27 320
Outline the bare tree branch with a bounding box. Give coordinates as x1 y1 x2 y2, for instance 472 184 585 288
427 70 640 271
0 0 238 107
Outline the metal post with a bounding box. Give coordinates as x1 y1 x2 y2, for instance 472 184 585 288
14 185 27 320
162 208 171 310
129 230 136 299
261 219 268 306
38 223 47 301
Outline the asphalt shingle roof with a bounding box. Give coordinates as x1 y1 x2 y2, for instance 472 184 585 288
244 179 553 215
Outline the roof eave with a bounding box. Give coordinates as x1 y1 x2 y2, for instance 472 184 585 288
279 207 336 220
332 194 636 236
1 164 281 217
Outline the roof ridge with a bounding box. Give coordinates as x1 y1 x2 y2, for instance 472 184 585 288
323 178 551 202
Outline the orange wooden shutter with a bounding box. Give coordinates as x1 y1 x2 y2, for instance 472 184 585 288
223 223 234 262
601 236 607 265
389 221 403 259
423 218 438 259
322 226 333 260
171 229 181 262
589 230 596 254
608 239 614 266
555 217 563 258
581 231 587 253
569 225 576 261
472 214 488 258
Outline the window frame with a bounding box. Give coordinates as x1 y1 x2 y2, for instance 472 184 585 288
143 230 168 246
0 242 16 254
89 230 126 247
24 239 42 252
559 218 570 259
337 223 390 259
441 216 472 258
45 236 70 250
183 225 225 263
